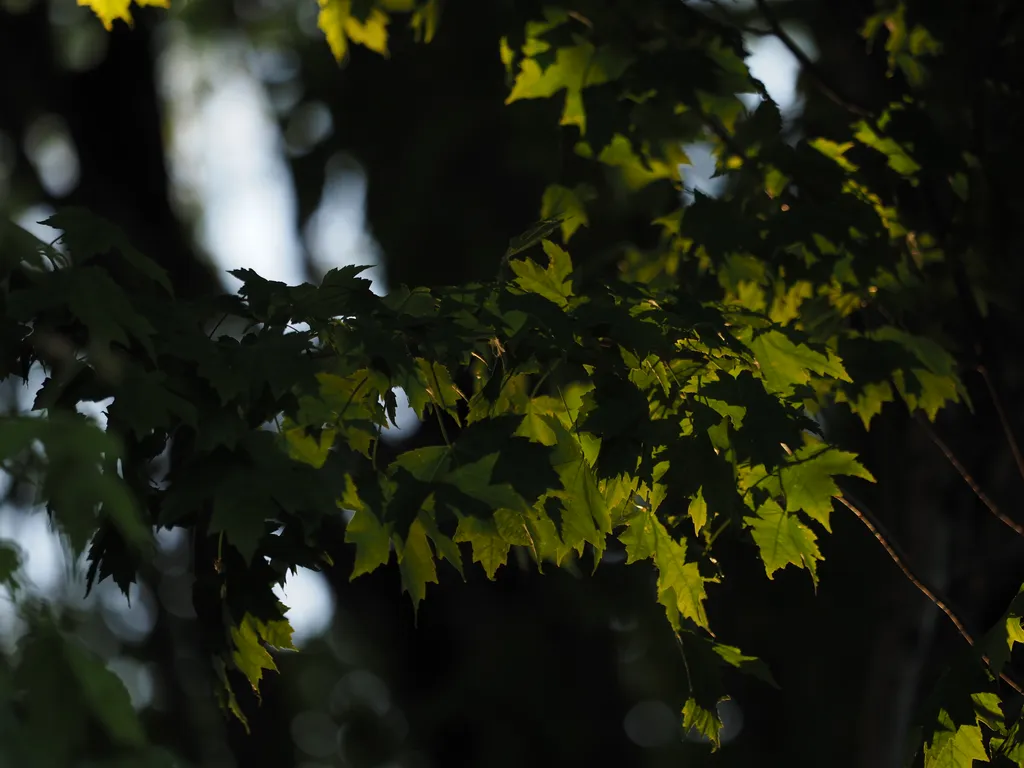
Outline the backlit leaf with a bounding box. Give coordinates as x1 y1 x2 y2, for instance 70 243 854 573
78 0 169 32
318 0 391 62
781 445 875 531
396 517 438 613
746 499 822 587
454 516 510 579
510 240 573 307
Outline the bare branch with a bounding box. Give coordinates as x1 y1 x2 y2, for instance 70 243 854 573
917 415 1024 537
837 493 1023 694
752 0 874 118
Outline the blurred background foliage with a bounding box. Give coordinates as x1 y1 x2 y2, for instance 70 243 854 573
1 0 1024 766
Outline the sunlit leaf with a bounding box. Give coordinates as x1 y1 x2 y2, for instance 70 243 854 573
78 0 169 31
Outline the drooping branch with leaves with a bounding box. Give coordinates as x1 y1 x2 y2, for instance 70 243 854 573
2 1 1023 766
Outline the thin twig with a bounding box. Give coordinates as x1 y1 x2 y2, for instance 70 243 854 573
752 0 874 118
979 364 1024 484
837 493 1023 694
675 632 695 694
917 415 1024 537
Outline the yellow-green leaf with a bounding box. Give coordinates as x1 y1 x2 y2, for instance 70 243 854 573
78 0 168 31
284 425 336 469
343 479 393 580
510 240 573 307
231 614 278 693
318 0 391 62
780 446 875 531
620 504 709 629
395 517 438 612
454 516 510 579
540 184 592 242
682 698 723 749
745 499 822 587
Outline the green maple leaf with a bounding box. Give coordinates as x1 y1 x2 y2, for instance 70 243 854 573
67 267 158 356
344 506 392 579
870 327 964 420
505 36 632 130
978 584 1024 676
547 417 610 561
923 715 987 768
396 517 438 613
780 445 875 531
317 0 390 62
443 452 532 513
745 499 822 587
211 470 276 563
283 424 337 469
893 368 961 422
842 380 896 428
540 183 593 242
854 120 921 177
420 511 464 578
516 396 564 445
620 505 709 629
257 615 297 651
106 366 198 439
313 264 377 318
42 207 173 293
454 516 510 579
711 643 779 688
415 359 464 423
510 240 573 308
619 503 657 563
230 614 278 693
682 698 724 749
747 328 850 394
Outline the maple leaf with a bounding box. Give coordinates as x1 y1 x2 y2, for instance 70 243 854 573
747 328 850 395
78 0 168 31
395 517 439 614
620 505 709 629
454 516 510 579
230 614 279 694
978 584 1024 677
420 511 464 578
209 467 283 563
345 506 392 579
922 713 987 768
540 184 593 242
505 35 632 131
780 445 875 531
745 499 822 588
510 240 574 308
318 0 391 62
283 424 337 469
682 698 724 749
547 417 610 561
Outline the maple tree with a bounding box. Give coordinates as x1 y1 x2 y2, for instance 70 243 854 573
2 0 1023 766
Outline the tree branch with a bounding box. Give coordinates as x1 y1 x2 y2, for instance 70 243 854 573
917 415 1024 537
752 0 874 118
978 364 1024 485
837 493 1023 694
